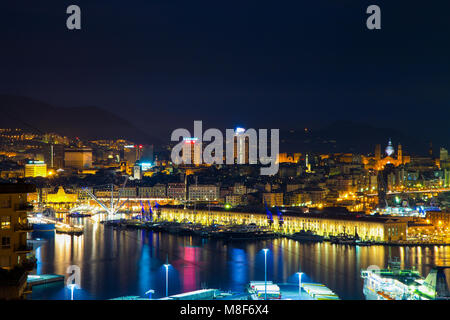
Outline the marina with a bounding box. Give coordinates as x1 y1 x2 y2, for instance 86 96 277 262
26 217 450 300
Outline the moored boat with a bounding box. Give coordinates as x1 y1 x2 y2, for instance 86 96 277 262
289 230 324 242
361 259 450 300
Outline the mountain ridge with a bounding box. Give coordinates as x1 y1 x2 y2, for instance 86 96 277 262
0 95 160 145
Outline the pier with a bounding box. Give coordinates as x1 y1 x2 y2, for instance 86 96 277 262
27 274 65 287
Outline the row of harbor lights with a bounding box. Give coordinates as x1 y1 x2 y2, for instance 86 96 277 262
157 249 303 300
262 248 303 300
67 249 303 300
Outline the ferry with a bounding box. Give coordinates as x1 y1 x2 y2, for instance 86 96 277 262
302 283 340 300
361 259 450 300
247 281 281 300
28 216 55 232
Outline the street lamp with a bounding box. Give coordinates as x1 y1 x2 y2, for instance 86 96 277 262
145 289 155 299
68 284 76 300
163 256 170 298
296 272 304 298
263 248 269 300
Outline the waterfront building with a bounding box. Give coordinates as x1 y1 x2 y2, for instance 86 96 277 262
0 183 35 299
120 187 137 198
46 186 78 204
138 185 166 198
24 160 47 178
161 207 407 242
44 187 78 210
426 210 450 228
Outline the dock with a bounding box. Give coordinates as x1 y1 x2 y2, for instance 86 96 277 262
27 274 65 287
301 283 339 300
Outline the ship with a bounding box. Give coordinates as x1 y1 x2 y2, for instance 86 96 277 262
361 259 450 300
289 230 324 242
329 232 359 245
246 281 281 300
28 216 55 232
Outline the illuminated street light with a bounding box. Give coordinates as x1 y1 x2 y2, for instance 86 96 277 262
296 272 304 298
164 255 170 297
145 289 155 299
68 284 76 300
263 248 269 300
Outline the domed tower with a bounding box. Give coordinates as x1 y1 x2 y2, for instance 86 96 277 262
385 139 394 157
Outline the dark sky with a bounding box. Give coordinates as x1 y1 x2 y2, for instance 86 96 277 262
1 1 450 143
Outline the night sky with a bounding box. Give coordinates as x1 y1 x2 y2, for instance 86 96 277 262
1 1 449 142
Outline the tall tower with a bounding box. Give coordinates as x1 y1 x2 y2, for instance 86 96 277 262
397 144 403 163
429 141 433 157
375 144 381 160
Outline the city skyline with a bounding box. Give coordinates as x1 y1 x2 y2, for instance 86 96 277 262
0 1 450 145
2 0 450 307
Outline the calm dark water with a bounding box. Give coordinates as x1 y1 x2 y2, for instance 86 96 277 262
29 218 450 300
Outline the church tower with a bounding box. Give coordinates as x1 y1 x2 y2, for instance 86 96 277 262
397 144 403 163
375 144 381 160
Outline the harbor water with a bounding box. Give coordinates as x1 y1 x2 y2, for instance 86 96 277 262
29 217 450 300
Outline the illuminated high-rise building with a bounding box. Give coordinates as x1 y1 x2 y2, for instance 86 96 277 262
64 148 93 170
233 127 250 164
181 137 201 165
440 148 448 161
24 161 47 178
122 145 139 164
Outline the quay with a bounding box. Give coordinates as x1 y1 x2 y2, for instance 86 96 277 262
27 274 65 287
100 217 442 246
109 281 338 301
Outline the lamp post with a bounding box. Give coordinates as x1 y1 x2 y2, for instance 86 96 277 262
164 264 170 297
163 255 170 298
296 272 304 298
145 289 155 299
68 284 76 300
263 248 269 300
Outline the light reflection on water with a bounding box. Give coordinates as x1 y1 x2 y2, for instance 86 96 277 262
29 219 450 300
